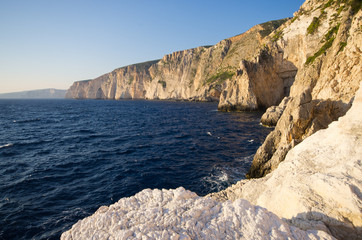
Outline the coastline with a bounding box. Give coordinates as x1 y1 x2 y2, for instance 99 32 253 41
61 0 362 238
61 81 362 240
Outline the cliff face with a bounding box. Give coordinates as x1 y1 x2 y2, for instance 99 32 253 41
65 61 157 99
210 81 362 240
247 0 362 178
218 46 298 111
65 20 287 101
65 0 362 188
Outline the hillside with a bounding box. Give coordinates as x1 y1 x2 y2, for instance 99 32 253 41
0 88 67 99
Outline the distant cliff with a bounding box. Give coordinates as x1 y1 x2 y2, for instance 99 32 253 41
0 88 67 99
65 19 288 104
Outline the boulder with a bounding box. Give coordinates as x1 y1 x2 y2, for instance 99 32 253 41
260 97 290 126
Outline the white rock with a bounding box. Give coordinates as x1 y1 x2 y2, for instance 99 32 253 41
61 187 333 240
211 82 362 239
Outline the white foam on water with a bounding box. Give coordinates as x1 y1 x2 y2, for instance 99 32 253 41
0 143 13 149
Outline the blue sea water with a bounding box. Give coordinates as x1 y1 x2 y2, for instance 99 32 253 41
0 99 271 240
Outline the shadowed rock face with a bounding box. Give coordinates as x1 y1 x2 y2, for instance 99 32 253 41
248 88 350 178
218 46 298 111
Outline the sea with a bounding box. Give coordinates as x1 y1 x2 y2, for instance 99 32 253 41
0 99 271 240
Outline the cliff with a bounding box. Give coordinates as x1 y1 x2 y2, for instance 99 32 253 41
247 0 362 178
62 0 362 239
210 81 362 240
62 80 362 240
65 19 288 102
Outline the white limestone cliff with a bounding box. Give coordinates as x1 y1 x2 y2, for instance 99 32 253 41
248 0 362 178
65 20 288 103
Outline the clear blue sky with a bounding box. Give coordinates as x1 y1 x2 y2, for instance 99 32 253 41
0 0 304 93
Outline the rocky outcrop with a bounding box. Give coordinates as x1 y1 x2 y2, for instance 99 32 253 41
62 81 362 239
210 82 362 240
66 19 288 103
247 0 362 178
260 97 290 126
218 45 297 111
65 61 158 99
248 88 350 177
61 187 334 240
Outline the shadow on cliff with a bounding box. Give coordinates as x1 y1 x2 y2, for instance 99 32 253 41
247 95 351 179
286 210 361 240
218 46 298 112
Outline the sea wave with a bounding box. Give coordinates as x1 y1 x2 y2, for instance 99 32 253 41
13 118 41 123
0 143 13 149
201 155 254 192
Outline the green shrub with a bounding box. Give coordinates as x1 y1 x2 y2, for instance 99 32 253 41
158 80 166 89
323 0 334 9
128 75 134 84
306 37 335 64
205 71 235 85
338 42 347 53
272 30 283 42
291 16 298 23
307 17 320 34
190 68 197 78
323 24 340 42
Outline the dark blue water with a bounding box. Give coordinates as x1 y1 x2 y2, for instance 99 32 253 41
0 99 271 240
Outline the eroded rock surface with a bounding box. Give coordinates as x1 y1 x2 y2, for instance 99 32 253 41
248 0 362 177
61 187 334 240
248 88 350 177
210 82 362 240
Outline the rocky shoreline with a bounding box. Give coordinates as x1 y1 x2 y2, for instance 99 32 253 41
62 0 361 239
62 82 361 239
209 82 362 239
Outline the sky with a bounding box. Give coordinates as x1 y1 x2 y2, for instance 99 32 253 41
0 0 304 93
